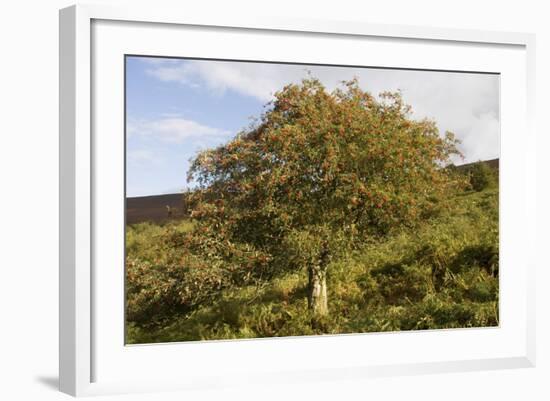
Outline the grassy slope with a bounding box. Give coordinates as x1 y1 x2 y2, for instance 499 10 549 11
126 186 499 344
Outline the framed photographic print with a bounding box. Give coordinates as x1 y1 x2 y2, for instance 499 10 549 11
59 4 536 397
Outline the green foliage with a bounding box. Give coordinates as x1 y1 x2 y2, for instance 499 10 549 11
465 161 497 191
126 220 272 326
126 187 499 343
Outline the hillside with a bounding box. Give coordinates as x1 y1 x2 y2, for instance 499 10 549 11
126 193 189 225
455 158 499 171
126 175 499 344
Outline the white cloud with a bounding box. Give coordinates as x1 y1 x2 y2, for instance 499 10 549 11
127 117 229 144
141 58 499 163
455 111 500 163
146 60 293 101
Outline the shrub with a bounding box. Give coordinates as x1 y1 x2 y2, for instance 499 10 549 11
467 162 497 191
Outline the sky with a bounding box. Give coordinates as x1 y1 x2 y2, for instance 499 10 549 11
126 56 500 197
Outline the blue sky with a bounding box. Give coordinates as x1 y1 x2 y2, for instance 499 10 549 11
126 56 499 197
126 57 265 197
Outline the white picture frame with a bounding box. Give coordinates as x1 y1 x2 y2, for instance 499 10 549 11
59 4 536 397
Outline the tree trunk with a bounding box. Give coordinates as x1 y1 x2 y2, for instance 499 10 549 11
308 265 328 316
307 242 330 317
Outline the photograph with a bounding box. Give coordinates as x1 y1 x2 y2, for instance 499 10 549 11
124 56 500 344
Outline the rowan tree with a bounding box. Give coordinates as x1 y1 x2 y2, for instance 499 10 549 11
186 78 465 318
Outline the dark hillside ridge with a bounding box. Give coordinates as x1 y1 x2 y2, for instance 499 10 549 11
126 158 499 225
455 158 499 171
126 193 189 225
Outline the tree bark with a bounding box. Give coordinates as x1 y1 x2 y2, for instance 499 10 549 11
307 242 330 317
308 265 328 316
